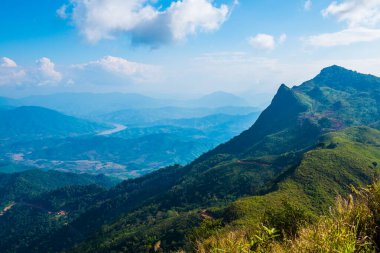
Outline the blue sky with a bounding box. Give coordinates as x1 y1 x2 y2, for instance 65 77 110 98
1 0 380 104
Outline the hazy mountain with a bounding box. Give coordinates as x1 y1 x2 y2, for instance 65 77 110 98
5 92 254 118
99 106 257 126
17 93 167 117
184 91 250 108
0 106 103 140
0 97 17 109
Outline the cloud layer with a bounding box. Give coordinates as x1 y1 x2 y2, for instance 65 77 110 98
72 56 159 83
307 0 380 47
307 27 380 47
60 0 231 45
0 56 159 87
0 57 64 86
322 0 380 27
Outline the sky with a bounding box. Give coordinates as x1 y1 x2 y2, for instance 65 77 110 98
1 0 380 104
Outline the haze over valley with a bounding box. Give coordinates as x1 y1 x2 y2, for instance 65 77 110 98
0 92 260 178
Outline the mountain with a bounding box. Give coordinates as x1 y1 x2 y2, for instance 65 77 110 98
99 106 257 126
111 112 259 142
2 66 380 252
184 91 250 108
18 93 168 117
4 92 253 118
0 106 103 140
0 96 17 109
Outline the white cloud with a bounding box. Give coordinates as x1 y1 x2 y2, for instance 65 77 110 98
1 57 17 68
168 0 229 41
322 0 380 27
304 0 312 11
306 0 380 47
36 57 63 85
0 58 26 86
0 57 65 86
248 34 276 50
68 0 158 43
306 27 380 47
0 56 159 87
0 69 26 86
72 56 159 83
248 33 287 50
59 0 231 45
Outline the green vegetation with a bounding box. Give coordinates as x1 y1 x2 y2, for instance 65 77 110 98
197 180 380 253
0 169 119 252
0 169 118 206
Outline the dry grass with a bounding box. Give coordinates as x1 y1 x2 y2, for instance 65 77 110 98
286 195 374 253
196 225 280 253
196 182 380 253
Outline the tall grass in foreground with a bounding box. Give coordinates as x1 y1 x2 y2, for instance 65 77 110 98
197 181 380 253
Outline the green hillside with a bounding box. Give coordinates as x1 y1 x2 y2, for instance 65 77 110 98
0 169 118 252
60 126 380 253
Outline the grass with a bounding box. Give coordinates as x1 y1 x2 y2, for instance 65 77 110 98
197 180 380 253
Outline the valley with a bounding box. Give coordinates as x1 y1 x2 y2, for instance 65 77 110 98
0 93 260 179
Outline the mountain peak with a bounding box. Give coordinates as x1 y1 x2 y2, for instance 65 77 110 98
317 65 354 78
278 83 290 91
321 65 349 72
302 65 380 91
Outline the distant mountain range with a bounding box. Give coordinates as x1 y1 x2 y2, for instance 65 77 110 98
2 66 380 253
0 91 254 117
99 106 257 126
0 106 103 140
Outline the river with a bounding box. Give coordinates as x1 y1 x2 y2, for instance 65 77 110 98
97 123 127 136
